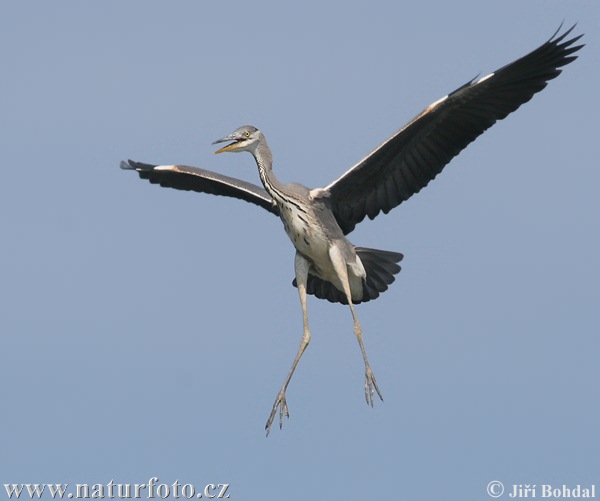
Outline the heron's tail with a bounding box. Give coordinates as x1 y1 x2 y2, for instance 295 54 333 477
355 247 403 303
293 247 403 305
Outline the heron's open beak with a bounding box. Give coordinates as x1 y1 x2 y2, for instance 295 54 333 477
212 134 242 154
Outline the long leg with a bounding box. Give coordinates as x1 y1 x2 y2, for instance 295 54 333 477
265 252 311 436
329 246 383 407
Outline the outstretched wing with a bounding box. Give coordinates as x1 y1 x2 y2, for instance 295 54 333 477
324 25 584 234
121 160 279 216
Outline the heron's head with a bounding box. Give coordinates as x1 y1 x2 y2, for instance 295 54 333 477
213 125 261 154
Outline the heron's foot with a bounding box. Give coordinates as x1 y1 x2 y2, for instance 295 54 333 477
364 366 384 407
265 388 289 436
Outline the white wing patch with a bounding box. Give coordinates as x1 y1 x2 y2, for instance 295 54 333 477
152 165 177 171
476 72 495 85
309 188 328 200
425 94 449 112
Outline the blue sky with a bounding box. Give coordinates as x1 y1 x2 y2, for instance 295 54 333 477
1 1 598 500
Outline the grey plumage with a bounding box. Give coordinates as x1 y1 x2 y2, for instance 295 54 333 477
121 26 583 434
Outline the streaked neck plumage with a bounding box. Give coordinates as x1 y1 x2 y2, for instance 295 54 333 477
251 133 286 197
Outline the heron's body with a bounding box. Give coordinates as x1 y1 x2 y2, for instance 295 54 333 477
262 163 367 301
121 26 583 434
277 189 367 302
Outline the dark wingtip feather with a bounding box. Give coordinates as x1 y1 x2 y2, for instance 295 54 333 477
125 159 158 171
549 22 579 44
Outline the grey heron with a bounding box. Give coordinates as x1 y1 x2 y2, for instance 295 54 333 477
121 26 583 435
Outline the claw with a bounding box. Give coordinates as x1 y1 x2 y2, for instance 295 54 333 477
364 366 383 407
266 389 289 436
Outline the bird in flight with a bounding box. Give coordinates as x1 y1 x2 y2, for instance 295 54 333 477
121 25 583 435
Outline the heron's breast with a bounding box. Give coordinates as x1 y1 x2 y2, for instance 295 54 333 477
278 201 329 258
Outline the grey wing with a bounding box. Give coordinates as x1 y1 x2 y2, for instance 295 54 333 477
121 160 279 216
324 25 584 234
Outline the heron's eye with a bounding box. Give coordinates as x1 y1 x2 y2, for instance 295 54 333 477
244 131 250 137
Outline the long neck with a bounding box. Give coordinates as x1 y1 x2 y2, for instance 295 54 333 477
252 134 286 198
